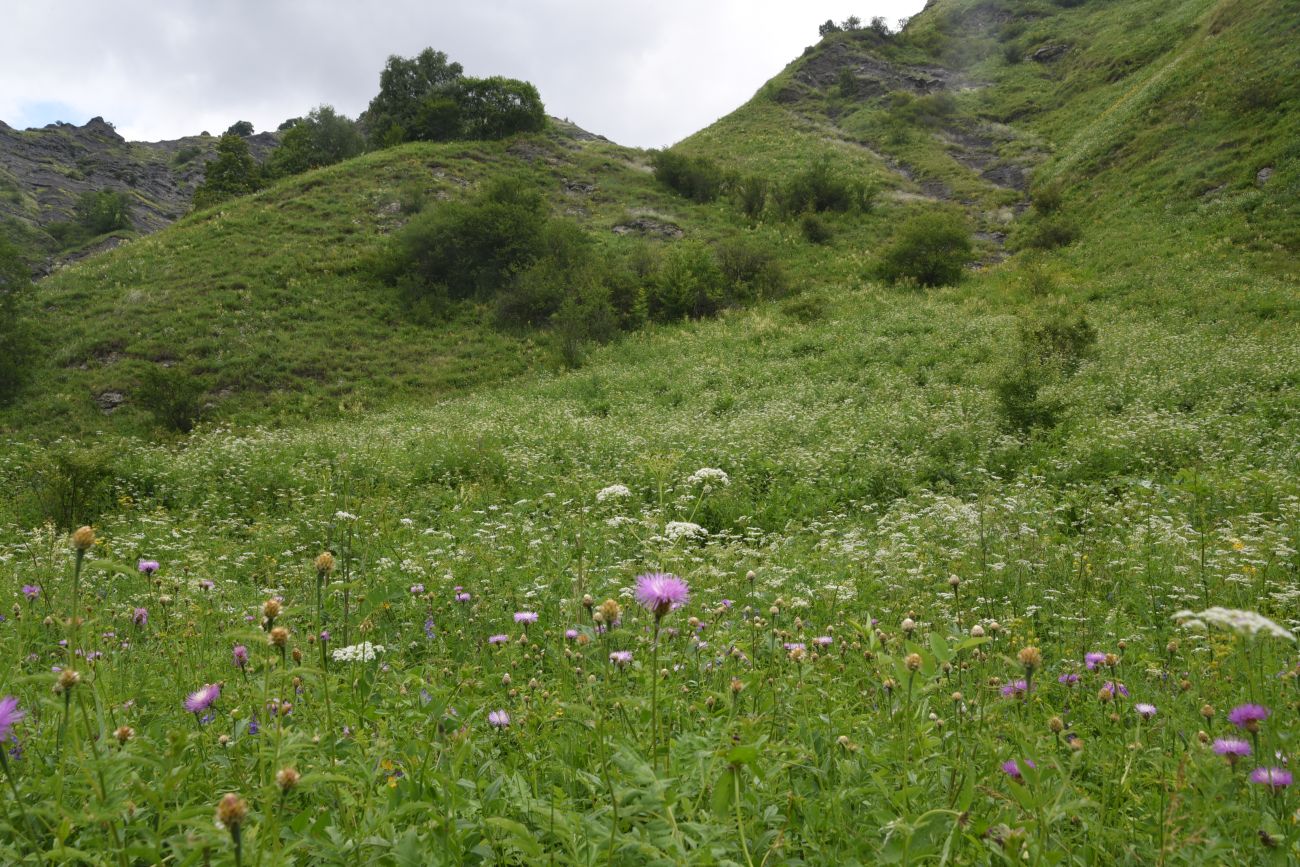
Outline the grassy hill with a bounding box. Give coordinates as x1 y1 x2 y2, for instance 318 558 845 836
0 0 1298 862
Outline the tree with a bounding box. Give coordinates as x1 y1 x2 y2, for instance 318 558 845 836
364 48 464 145
819 20 842 37
456 77 546 140
225 120 255 137
74 190 132 235
0 237 32 401
193 134 262 210
267 105 365 178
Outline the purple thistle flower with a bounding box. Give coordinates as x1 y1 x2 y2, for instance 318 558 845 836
1001 679 1031 698
634 573 690 619
1134 703 1157 720
424 617 436 639
248 715 260 735
720 599 733 609
232 645 248 669
513 611 538 625
609 650 633 667
1001 758 1035 781
1250 767 1293 790
1228 704 1271 731
1103 681 1129 698
488 634 509 645
138 559 160 575
1058 673 1080 685
455 592 471 603
783 642 806 652
1084 652 1106 670
812 636 833 647
184 683 220 715
0 696 25 742
488 709 510 728
198 579 214 591
132 607 148 627
410 584 425 595
20 585 39 601
564 629 579 640
319 629 330 643
1213 738 1252 759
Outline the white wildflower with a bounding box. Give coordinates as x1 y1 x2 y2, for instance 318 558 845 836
331 641 386 662
596 484 632 502
686 468 730 488
334 511 358 522
1172 608 1294 641
665 521 707 542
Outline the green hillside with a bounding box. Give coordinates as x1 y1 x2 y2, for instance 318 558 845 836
0 0 1298 862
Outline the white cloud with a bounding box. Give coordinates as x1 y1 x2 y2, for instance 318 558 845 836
0 0 925 146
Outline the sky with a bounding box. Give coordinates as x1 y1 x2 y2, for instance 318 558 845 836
0 0 927 149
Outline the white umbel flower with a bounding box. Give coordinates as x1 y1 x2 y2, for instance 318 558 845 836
686 468 730 488
331 641 386 662
1173 607 1294 641
665 521 707 542
596 484 632 502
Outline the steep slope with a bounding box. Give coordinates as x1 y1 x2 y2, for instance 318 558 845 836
0 118 277 271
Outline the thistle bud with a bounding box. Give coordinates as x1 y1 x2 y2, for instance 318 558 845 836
314 552 335 576
71 526 96 552
905 653 922 671
1200 704 1214 720
276 767 300 792
114 725 135 744
970 625 985 638
901 618 916 634
1049 716 1064 734
268 626 289 648
1018 646 1042 671
215 793 249 831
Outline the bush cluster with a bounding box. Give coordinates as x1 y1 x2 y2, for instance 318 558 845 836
876 211 972 286
650 150 727 203
993 302 1098 432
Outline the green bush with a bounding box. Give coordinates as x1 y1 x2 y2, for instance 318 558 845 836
495 221 594 328
733 174 769 220
266 105 365 178
74 190 132 236
650 150 726 203
1010 214 1081 251
21 444 119 529
993 304 1097 432
137 365 206 433
379 175 547 302
801 212 834 245
776 157 873 216
193 134 262 210
646 241 725 320
0 237 32 401
876 211 972 287
715 239 788 301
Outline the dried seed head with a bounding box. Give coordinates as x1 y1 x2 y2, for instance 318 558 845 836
730 678 745 694
1048 716 1064 734
57 669 81 693
268 626 289 648
314 552 335 576
1200 704 1214 720
114 725 135 744
598 599 621 624
276 767 300 792
263 598 282 622
970 625 985 638
901 618 916 634
71 526 96 552
905 653 922 672
215 793 249 830
1018 646 1042 671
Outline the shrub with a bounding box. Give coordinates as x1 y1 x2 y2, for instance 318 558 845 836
172 145 202 166
456 77 547 140
0 237 32 401
266 105 365 178
646 241 725 320
876 211 972 286
137 365 206 433
733 174 769 220
993 304 1097 432
379 175 547 302
22 445 119 529
715 239 788 301
193 134 262 210
776 156 873 216
801 213 834 245
1010 214 1081 251
74 190 132 236
225 120 255 137
650 150 726 203
495 221 593 328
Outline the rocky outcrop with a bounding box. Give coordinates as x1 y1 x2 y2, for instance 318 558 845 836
0 116 277 270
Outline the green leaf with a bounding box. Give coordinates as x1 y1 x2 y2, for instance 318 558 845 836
712 767 736 815
484 817 543 858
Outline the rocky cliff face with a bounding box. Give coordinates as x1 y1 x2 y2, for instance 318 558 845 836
0 117 276 271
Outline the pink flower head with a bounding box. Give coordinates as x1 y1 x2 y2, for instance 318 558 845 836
1058 673 1079 685
21 585 39 601
1135 703 1157 720
813 636 833 647
513 611 538 625
138 559 160 575
410 584 425 595
1001 758 1035 781
564 629 579 640
1001 679 1031 698
1213 738 1252 759
1084 652 1106 670
1228 704 1271 731
232 645 249 669
609 650 633 667
634 573 690 619
184 683 221 715
1250 767 1293 790
488 710 510 728
0 696 25 741
132 607 148 627
455 592 471 603
488 634 509 645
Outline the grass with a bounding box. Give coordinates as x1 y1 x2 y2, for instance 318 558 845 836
0 0 1297 860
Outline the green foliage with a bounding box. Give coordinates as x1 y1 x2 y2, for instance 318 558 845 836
0 238 32 401
800 212 833 245
136 364 206 433
192 133 262 210
266 105 365 178
993 303 1098 432
715 238 788 300
171 145 202 166
646 241 726 320
876 211 972 286
650 150 727 203
380 175 548 302
1011 214 1082 251
19 443 118 528
364 49 545 146
732 174 769 220
74 189 132 235
224 120 255 137
775 157 874 216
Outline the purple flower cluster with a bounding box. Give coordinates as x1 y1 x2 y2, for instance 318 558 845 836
634 573 690 618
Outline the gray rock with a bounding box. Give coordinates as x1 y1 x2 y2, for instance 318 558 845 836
1256 167 1274 185
611 217 683 239
1031 44 1070 63
95 391 125 413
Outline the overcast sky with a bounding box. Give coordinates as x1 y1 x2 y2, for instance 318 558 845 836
1 0 927 148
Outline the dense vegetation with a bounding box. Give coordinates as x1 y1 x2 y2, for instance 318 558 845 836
0 0 1297 861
